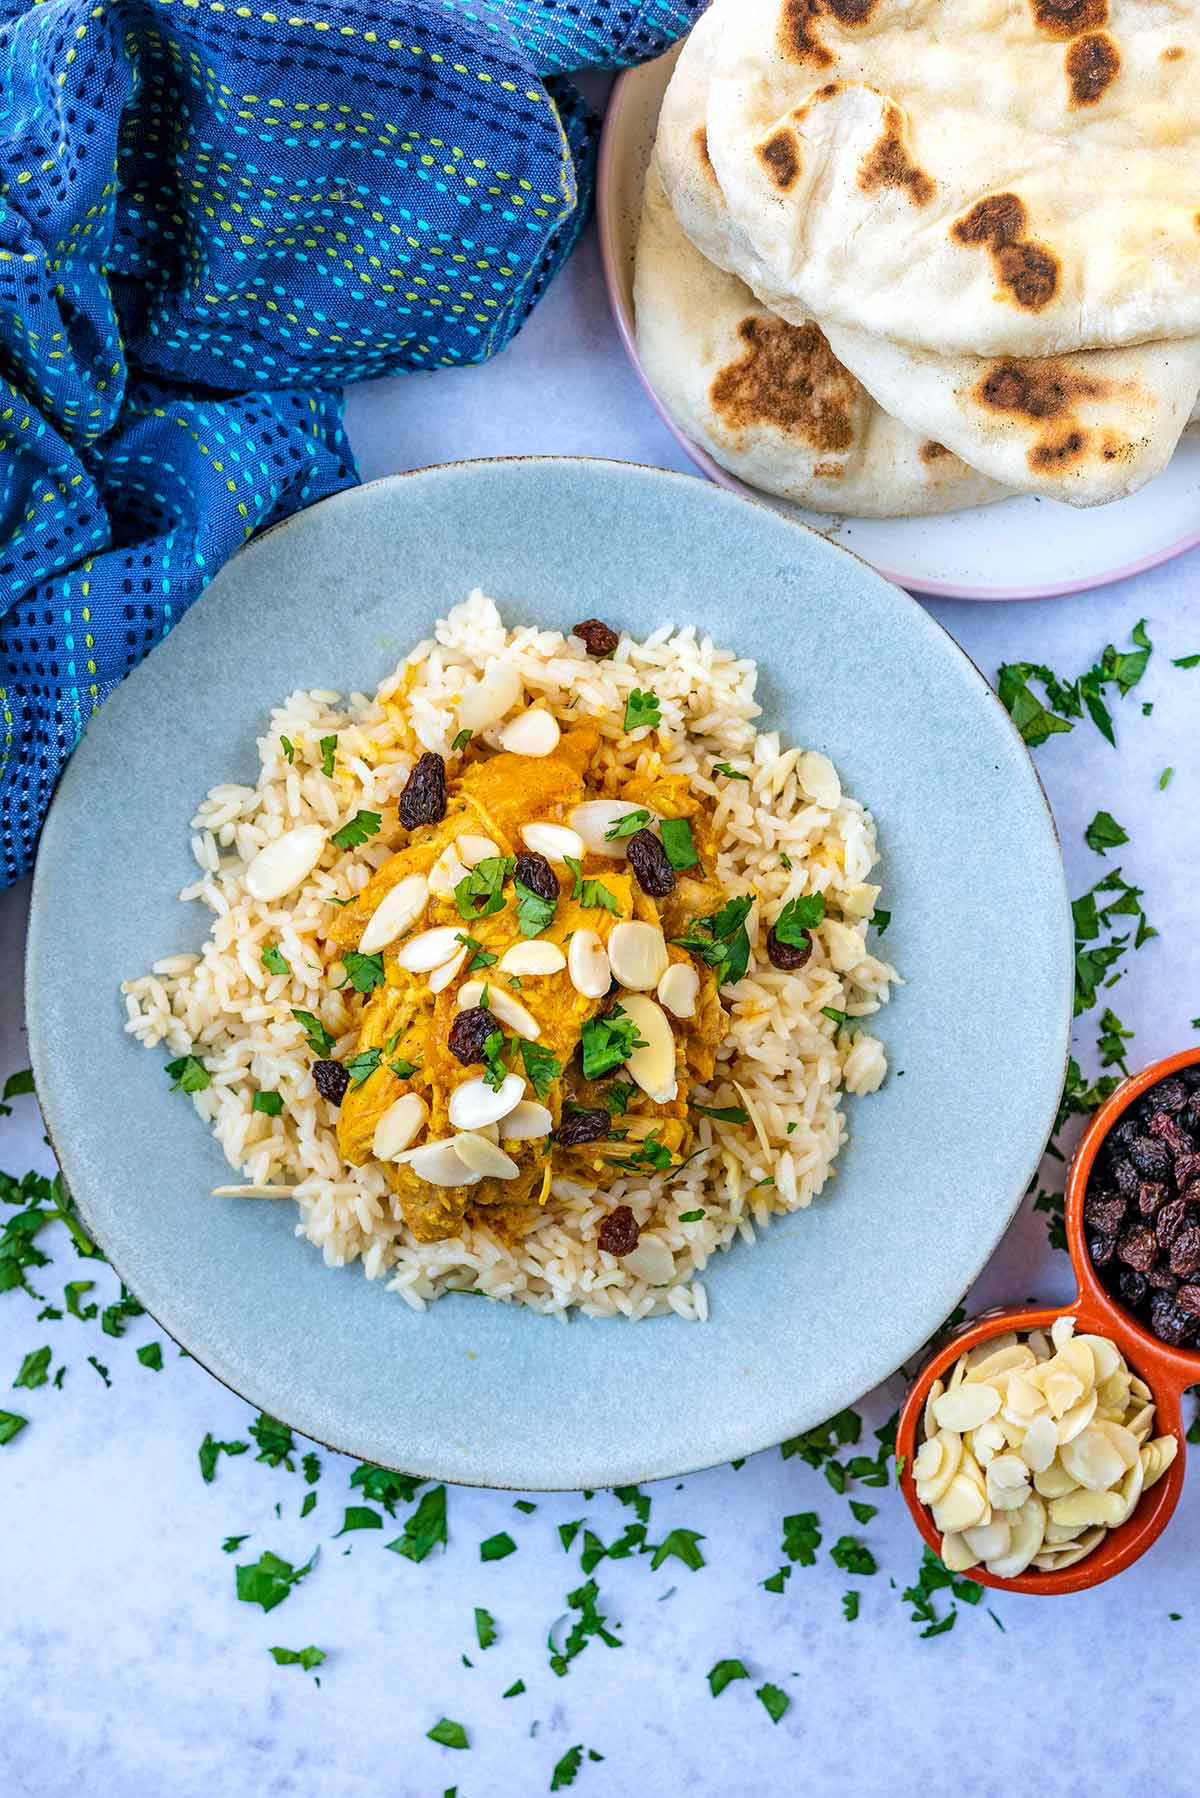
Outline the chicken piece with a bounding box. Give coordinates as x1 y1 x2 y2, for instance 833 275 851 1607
336 982 426 1166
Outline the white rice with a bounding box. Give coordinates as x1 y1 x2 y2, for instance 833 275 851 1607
122 591 898 1320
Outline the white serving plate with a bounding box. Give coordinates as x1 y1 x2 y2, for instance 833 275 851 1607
597 43 1200 601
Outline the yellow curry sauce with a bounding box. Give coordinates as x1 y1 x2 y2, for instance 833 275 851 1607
326 725 727 1243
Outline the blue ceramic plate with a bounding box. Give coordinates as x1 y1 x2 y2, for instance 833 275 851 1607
27 460 1072 1489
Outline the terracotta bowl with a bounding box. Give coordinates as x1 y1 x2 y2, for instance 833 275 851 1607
897 1047 1200 1594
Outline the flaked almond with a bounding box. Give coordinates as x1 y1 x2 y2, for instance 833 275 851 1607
448 1071 525 1130
797 750 841 810
245 825 325 902
521 821 584 864
457 662 522 733
456 979 541 1041
606 921 669 992
457 833 501 866
396 925 463 973
657 961 699 1019
359 873 430 952
372 1092 430 1161
428 945 468 994
567 928 611 999
497 940 567 977
618 993 678 1105
452 1132 520 1179
498 709 560 757
427 842 469 899
569 798 659 859
499 1100 553 1140
399 1139 479 1186
622 1234 675 1286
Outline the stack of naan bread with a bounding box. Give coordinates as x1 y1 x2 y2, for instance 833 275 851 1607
635 0 1200 517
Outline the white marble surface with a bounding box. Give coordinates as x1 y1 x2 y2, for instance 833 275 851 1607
4 216 1200 1798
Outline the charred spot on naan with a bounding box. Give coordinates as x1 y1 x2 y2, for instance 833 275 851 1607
973 359 1136 477
779 0 877 68
758 126 802 191
1028 0 1107 40
813 460 846 479
710 317 858 451
952 195 1060 311
1066 32 1120 106
919 441 951 463
858 103 934 206
1162 45 1185 61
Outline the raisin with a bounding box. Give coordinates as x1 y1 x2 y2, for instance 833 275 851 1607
1149 1109 1189 1154
448 1007 500 1066
1176 1282 1200 1318
1087 1230 1117 1268
1183 1067 1200 1089
1117 1223 1158 1273
598 1204 641 1256
1181 1179 1200 1209
1169 1223 1200 1278
1149 1290 1196 1347
554 1108 611 1148
1173 1151 1200 1191
626 828 676 897
312 1059 350 1106
1129 1135 1171 1181
573 617 620 658
1155 1196 1193 1249
1108 1117 1139 1152
1117 1267 1148 1309
766 925 813 971
514 850 559 903
1113 1158 1140 1200
1146 1266 1179 1295
398 752 447 830
1137 1180 1168 1219
1084 1191 1127 1235
1155 1076 1191 1113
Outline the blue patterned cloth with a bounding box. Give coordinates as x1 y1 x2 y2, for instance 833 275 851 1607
0 0 702 884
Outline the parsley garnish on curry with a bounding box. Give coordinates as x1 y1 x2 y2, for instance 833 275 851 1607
325 723 727 1244
123 591 896 1317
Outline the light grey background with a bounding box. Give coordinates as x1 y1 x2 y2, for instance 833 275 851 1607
3 217 1199 1798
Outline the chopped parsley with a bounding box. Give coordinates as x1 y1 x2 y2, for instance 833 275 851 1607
870 907 891 933
821 1007 849 1027
580 1007 646 1080
757 1684 790 1725
1084 809 1129 854
712 762 750 781
849 1500 878 1525
0 1411 28 1445
455 933 497 974
781 1512 821 1567
164 1054 211 1094
13 1346 51 1389
235 1548 318 1613
1172 653 1200 668
426 1718 469 1751
198 1434 250 1483
515 879 557 938
606 1132 673 1175
292 1010 336 1056
691 1101 749 1125
252 1091 284 1117
903 1547 982 1637
261 944 290 976
480 1531 516 1562
100 1287 145 1339
997 618 1152 748
503 1679 526 1698
451 728 473 752
603 809 651 840
335 1506 383 1536
564 856 620 914
678 1209 706 1223
349 1463 420 1513
280 735 295 764
474 1607 498 1650
0 1068 34 1115
481 1030 509 1094
830 1536 877 1576
762 1566 791 1594
87 1357 111 1386
221 1535 248 1553
345 1048 383 1088
1160 766 1174 790
774 893 826 946
249 1412 296 1468
319 734 337 778
842 1591 860 1621
672 894 752 987
137 1343 164 1371
455 855 515 921
341 950 386 995
270 1645 325 1674
519 1039 561 1102
386 1485 448 1562
659 817 699 871
64 1281 97 1320
623 688 661 733
390 1058 419 1081
648 1528 705 1572
548 1578 621 1677
330 810 382 851
602 1082 636 1116
708 1659 749 1697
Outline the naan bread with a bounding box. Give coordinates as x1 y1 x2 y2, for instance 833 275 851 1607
635 161 1006 516
702 0 1200 357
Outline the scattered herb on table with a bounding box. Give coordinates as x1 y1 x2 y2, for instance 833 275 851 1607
249 1412 296 1469
13 1345 51 1389
427 1718 469 1751
270 1644 326 1675
349 1463 419 1513
708 1658 749 1697
480 1531 516 1562
648 1528 705 1572
842 1591 860 1621
137 1343 164 1371
336 1506 383 1536
1160 766 1174 790
474 1607 497 1650
0 1069 34 1115
756 1684 790 1725
235 1548 318 1613
503 1679 526 1698
1084 810 1129 854
199 1434 250 1483
385 1485 448 1562
780 1512 822 1568
0 1410 28 1445
548 1579 621 1677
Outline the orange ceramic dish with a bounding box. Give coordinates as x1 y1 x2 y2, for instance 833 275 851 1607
898 1046 1200 1595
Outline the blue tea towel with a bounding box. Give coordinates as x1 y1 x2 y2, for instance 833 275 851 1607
0 0 703 884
